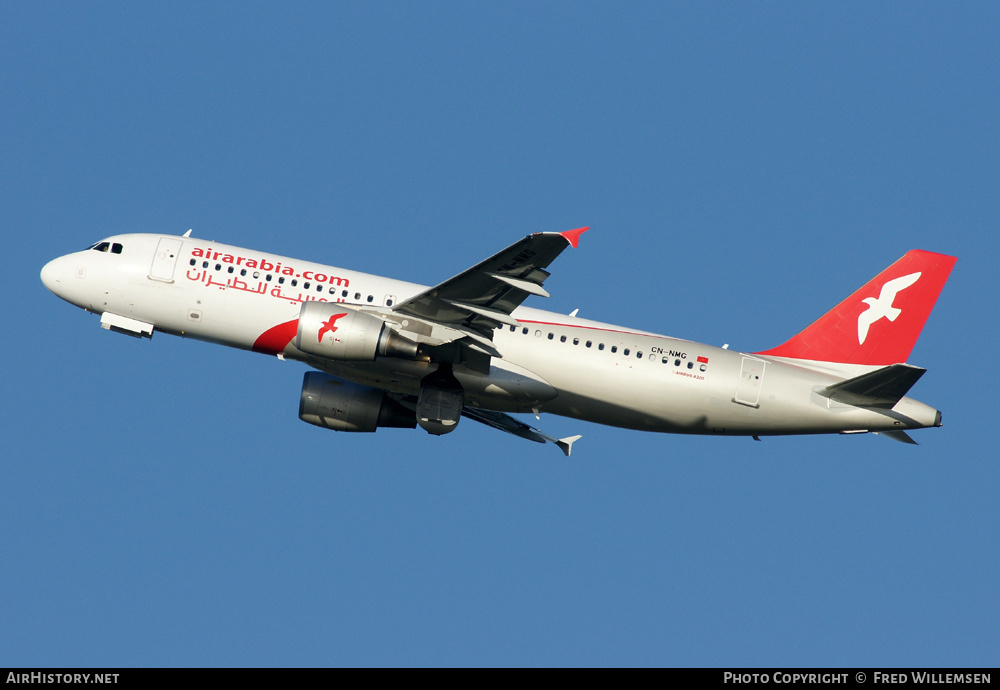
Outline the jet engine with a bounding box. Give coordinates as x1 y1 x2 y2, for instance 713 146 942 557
295 302 418 361
299 372 416 432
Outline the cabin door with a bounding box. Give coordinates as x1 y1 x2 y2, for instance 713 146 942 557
149 237 183 282
734 357 766 408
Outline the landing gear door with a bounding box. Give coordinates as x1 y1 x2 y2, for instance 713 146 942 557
149 237 183 283
734 356 766 408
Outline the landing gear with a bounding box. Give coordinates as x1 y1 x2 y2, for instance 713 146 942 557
417 365 464 436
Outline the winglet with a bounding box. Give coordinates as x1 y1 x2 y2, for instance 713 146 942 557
559 227 589 249
556 434 583 457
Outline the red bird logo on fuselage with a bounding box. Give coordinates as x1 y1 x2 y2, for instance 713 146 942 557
318 313 348 343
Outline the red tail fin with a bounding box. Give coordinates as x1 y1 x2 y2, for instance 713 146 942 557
757 250 956 365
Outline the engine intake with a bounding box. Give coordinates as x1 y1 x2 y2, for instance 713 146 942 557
299 372 416 432
295 302 418 361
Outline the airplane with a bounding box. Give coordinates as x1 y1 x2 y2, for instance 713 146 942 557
40 228 956 455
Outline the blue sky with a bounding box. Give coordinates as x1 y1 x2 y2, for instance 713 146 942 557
2 2 997 667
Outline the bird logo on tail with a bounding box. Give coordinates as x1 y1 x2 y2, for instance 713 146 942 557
857 272 921 345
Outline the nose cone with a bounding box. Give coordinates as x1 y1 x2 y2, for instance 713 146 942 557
41 258 63 295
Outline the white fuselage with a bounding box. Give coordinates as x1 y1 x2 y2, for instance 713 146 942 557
41 233 942 438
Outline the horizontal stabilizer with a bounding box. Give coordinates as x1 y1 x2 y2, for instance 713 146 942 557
820 363 926 409
876 430 918 445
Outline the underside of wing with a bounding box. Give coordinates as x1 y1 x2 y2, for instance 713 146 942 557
462 407 582 456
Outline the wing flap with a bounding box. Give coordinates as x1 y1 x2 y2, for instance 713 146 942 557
442 299 522 328
487 272 551 298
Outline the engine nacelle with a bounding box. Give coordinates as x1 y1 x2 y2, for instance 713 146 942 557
299 372 416 432
295 302 418 361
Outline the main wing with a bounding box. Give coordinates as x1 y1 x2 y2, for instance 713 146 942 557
392 227 588 339
388 227 587 454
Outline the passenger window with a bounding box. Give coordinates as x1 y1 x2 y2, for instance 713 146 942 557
291 279 298 287
573 338 579 345
522 328 528 335
586 341 592 348
279 277 285 284
687 361 694 369
203 261 209 268
599 343 605 351
189 259 196 266
228 266 234 274
560 335 567 343
624 349 630 356
303 281 310 289
240 269 247 276
611 346 617 353
367 295 373 302
547 333 554 340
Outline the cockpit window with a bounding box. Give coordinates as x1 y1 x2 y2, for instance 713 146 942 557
85 241 124 254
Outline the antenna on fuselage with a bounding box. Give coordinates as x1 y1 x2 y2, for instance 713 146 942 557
183 229 193 238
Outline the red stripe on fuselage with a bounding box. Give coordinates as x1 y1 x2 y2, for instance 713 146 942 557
518 319 662 339
252 319 299 355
